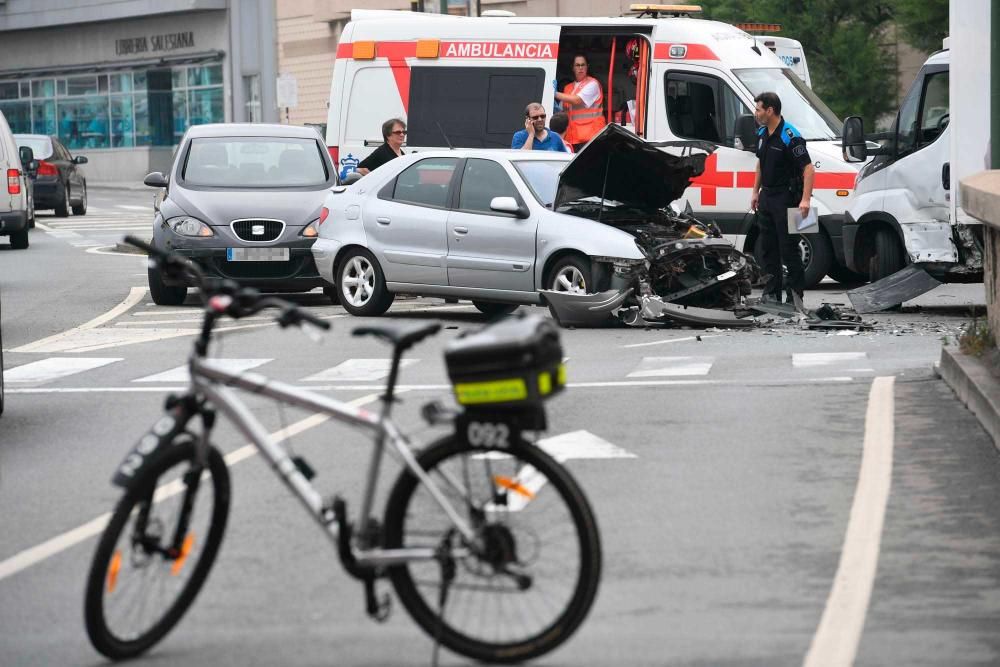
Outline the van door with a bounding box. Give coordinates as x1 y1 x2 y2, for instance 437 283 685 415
363 157 459 286
652 64 757 243
446 158 537 292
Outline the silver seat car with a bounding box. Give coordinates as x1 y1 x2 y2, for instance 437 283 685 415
144 123 336 305
313 124 757 321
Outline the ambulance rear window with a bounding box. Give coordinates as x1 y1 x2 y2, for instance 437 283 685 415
407 67 546 149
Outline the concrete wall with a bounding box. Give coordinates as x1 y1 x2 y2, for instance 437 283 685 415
0 0 226 31
76 146 176 183
961 172 1000 341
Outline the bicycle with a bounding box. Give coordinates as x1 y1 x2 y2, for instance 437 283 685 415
84 236 602 664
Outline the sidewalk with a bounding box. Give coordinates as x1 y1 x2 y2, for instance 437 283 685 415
939 347 1000 449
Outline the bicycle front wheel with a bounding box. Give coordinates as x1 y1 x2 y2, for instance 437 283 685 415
84 437 230 660
383 434 601 663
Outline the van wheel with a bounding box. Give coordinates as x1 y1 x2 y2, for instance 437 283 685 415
338 249 394 317
55 184 70 217
148 265 187 306
828 263 868 285
869 228 905 282
9 229 28 250
72 183 88 215
473 301 519 317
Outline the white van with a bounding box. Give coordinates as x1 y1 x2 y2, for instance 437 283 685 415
841 2 987 286
753 36 810 88
0 109 33 250
324 7 862 287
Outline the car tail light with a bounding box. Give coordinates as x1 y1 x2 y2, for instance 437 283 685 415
7 169 20 194
36 160 58 177
319 207 330 225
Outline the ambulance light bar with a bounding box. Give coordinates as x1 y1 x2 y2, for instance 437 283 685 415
629 4 703 17
736 23 782 33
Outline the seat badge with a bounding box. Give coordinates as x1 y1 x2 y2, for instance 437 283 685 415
252 224 265 236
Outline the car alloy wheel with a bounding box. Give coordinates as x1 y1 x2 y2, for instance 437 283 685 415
341 255 376 307
552 265 587 294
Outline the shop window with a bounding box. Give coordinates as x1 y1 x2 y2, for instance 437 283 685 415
110 74 132 94
67 76 99 96
133 71 147 92
32 100 56 136
172 90 188 144
188 65 223 88
59 97 110 149
98 75 109 93
32 80 54 98
57 79 67 96
188 88 223 126
19 82 30 98
0 83 19 100
112 96 135 147
172 68 187 89
0 101 31 133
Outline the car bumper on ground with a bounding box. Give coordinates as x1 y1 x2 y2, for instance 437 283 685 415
0 210 29 234
164 246 324 291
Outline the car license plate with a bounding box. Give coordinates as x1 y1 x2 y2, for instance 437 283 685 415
227 247 290 262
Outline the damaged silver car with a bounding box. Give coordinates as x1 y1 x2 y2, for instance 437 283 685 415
542 124 760 327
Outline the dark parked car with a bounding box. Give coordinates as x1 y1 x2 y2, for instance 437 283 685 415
143 123 336 305
14 134 88 217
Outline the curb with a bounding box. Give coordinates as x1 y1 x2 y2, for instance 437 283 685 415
938 346 1000 448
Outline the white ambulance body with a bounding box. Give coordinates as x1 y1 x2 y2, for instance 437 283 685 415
754 36 810 87
325 9 861 285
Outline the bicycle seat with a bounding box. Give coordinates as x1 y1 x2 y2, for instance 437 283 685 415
352 321 442 351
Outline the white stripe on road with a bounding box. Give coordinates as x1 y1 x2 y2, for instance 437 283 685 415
0 393 381 583
622 335 722 349
117 205 151 211
133 358 272 383
793 352 867 368
12 287 147 353
4 357 121 384
627 356 714 377
803 376 895 667
303 358 419 382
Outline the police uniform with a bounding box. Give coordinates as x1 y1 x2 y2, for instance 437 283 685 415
755 118 811 300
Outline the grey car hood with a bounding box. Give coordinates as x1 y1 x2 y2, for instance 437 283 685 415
170 186 327 227
553 123 714 213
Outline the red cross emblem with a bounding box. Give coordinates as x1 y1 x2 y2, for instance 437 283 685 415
689 153 734 207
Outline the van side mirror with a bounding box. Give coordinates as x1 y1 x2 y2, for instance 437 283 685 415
73 155 88 165
842 116 867 162
18 146 33 166
143 171 169 188
490 196 528 218
733 114 758 152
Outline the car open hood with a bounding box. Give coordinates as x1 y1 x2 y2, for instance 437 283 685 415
553 124 714 213
171 187 328 227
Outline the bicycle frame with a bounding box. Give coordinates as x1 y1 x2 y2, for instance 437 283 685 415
189 354 476 567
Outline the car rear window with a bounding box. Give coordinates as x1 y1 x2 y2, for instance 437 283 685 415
181 137 330 187
15 137 53 160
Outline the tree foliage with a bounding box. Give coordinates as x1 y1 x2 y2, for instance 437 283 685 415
892 0 949 52
702 1 899 130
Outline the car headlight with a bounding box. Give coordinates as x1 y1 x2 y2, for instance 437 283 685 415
300 218 320 238
169 216 214 237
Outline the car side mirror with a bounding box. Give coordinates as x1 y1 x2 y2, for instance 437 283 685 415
342 171 363 185
27 159 38 177
842 116 867 162
19 146 34 167
73 155 88 165
143 171 169 188
733 114 758 152
490 196 527 218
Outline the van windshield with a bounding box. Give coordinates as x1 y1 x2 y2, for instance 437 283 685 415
733 68 841 140
512 160 567 207
182 137 330 187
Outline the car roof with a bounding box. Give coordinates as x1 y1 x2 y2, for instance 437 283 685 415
184 123 324 139
400 149 573 162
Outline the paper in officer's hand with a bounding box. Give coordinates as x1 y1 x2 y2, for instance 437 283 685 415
787 207 819 234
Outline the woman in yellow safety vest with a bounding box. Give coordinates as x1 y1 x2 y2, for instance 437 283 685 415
555 54 606 151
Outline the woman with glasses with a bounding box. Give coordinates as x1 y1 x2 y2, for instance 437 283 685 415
357 118 407 175
554 54 606 151
511 103 568 152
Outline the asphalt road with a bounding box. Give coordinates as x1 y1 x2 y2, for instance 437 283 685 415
2 188 999 667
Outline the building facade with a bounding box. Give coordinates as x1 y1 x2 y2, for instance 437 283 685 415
0 0 279 182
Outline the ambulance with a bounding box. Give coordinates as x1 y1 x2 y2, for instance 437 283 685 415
324 4 861 286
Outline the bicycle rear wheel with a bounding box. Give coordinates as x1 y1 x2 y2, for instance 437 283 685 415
383 434 601 663
84 437 230 660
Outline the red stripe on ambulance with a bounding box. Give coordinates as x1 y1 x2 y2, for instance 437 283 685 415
653 43 720 61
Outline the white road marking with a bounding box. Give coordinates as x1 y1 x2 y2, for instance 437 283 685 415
34 221 53 231
622 334 722 349
803 376 895 667
793 352 867 368
117 205 150 211
4 357 122 384
0 393 382 583
302 358 419 382
627 356 714 377
12 287 147 353
133 358 272 383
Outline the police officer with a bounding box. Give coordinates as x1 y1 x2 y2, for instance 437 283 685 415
749 92 815 305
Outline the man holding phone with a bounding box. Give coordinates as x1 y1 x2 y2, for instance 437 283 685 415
511 103 568 152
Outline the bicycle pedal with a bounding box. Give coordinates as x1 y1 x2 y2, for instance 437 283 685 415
364 578 392 623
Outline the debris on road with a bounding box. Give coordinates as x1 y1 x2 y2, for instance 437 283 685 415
847 264 942 313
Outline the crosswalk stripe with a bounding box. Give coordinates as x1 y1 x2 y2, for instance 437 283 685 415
133 358 273 383
4 357 122 384
792 352 868 368
302 358 419 382
627 356 713 377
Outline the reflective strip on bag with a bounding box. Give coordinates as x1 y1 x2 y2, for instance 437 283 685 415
454 378 528 405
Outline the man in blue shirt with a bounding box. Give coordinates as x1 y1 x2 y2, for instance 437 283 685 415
511 103 568 152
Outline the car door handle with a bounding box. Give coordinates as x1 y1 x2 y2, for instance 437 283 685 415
453 226 469 234
376 217 391 225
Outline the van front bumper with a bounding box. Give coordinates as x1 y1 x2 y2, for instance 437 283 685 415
0 210 28 234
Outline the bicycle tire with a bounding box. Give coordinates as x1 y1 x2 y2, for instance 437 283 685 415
84 437 230 660
383 434 601 663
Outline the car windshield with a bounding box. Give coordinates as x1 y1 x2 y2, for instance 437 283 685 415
511 160 568 207
16 136 53 160
733 68 842 140
182 137 329 187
